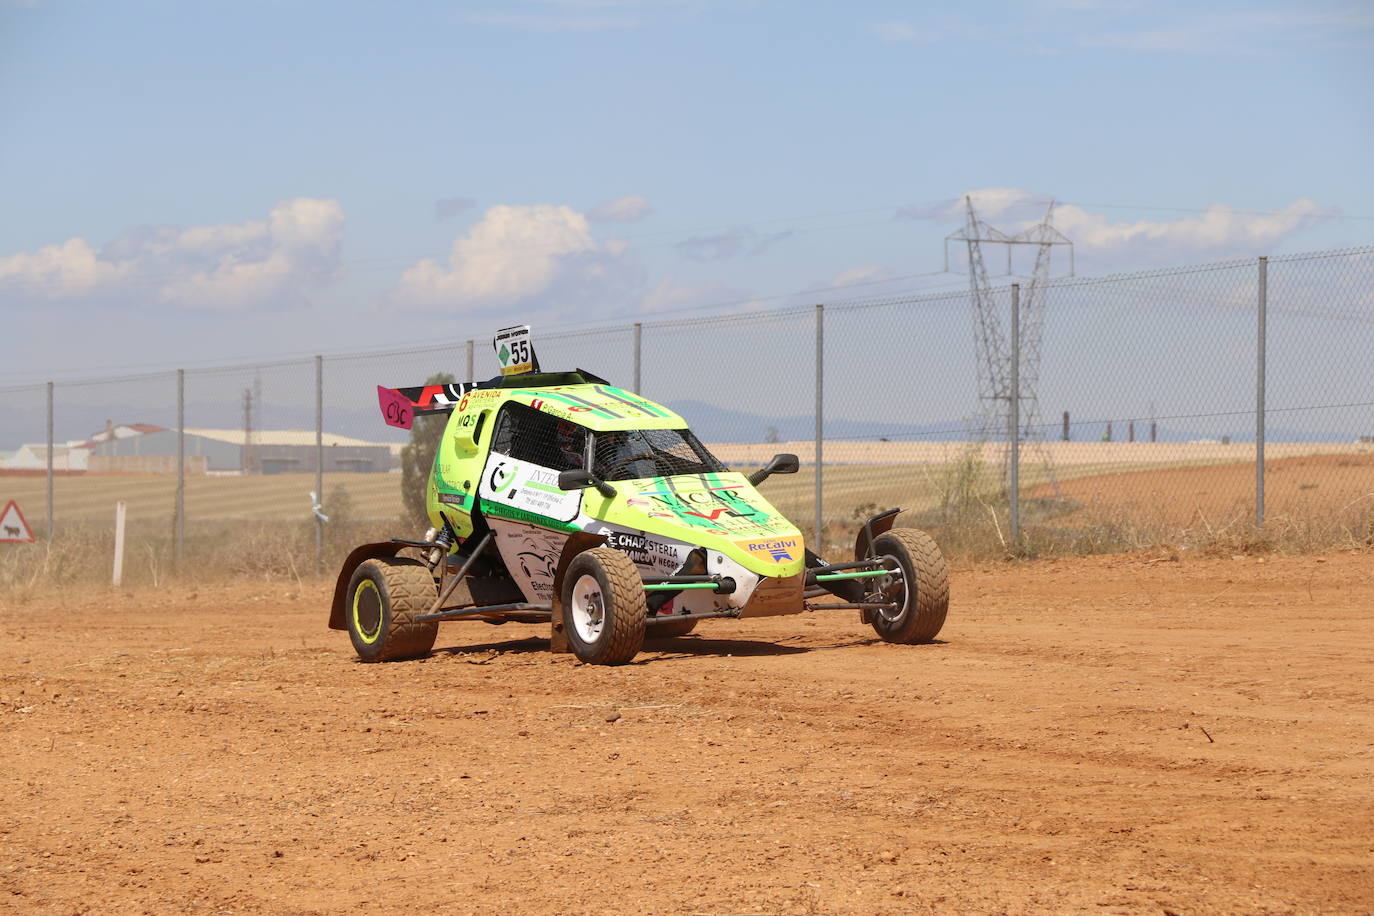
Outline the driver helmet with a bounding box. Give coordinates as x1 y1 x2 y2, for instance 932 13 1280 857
555 420 584 469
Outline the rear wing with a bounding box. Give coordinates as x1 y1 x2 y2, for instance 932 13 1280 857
376 382 475 429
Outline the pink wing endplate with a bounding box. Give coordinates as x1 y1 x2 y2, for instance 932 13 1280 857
377 385 414 430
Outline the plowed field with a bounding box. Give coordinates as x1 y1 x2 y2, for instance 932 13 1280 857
1029 453 1374 531
3 553 1372 914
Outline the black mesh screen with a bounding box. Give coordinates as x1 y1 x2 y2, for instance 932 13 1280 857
592 428 726 481
489 402 589 472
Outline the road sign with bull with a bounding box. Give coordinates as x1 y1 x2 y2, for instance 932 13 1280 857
0 500 35 543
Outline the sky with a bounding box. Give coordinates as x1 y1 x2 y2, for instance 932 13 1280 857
1 0 1372 393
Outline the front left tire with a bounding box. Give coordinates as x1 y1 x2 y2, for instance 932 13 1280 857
561 548 647 666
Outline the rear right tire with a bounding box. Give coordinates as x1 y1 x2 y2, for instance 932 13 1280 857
650 616 698 638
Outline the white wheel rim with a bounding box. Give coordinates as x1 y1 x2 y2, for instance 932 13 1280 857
876 554 908 623
570 574 606 642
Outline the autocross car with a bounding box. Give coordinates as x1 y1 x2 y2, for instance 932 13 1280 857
329 327 949 666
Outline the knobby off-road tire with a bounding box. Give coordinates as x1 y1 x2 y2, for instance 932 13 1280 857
650 616 698 638
561 547 647 666
346 558 439 662
869 528 949 644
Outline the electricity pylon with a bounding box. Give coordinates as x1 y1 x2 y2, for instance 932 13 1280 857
944 196 1073 495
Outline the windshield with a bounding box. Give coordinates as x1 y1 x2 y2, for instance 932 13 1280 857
592 428 726 481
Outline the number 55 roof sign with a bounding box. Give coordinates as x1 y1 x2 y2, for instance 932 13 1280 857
0 500 35 543
494 325 535 376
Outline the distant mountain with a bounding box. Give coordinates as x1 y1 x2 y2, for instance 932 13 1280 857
663 400 975 444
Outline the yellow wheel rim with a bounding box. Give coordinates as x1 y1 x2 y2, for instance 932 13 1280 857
352 579 383 644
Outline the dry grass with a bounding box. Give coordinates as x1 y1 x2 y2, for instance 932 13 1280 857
4 452 1369 591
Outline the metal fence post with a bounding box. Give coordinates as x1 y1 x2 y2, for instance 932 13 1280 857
466 339 474 384
315 355 324 574
633 322 642 393
176 369 185 564
814 303 824 549
46 380 53 544
1009 283 1021 543
1256 256 1267 527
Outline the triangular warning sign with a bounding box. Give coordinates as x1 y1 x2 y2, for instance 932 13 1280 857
0 500 35 543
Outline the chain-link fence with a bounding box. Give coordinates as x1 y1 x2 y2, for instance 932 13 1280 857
3 245 1371 585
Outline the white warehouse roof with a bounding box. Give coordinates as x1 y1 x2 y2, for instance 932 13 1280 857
183 428 395 448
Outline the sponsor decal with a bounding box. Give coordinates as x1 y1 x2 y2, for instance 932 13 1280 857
377 386 414 429
459 388 504 412
618 477 791 533
530 398 545 411
685 508 730 521
437 492 467 507
481 455 582 522
596 527 687 575
490 521 565 601
735 536 801 564
489 461 517 494
624 496 674 519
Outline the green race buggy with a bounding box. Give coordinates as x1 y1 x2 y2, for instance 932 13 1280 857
328 327 949 666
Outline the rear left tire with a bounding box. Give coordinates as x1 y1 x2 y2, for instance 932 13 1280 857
346 558 439 662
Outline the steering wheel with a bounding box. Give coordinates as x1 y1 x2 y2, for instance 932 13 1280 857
602 451 658 479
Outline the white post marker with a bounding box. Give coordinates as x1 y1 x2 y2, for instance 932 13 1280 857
0 500 35 543
112 501 127 587
493 325 534 376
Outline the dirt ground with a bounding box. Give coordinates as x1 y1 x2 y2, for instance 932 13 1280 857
1031 454 1374 531
2 553 1373 915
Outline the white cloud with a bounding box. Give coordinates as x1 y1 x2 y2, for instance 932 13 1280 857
942 188 1327 260
1080 8 1374 54
896 190 1044 222
1052 199 1325 251
948 188 1042 220
588 194 653 223
393 203 639 310
829 264 894 288
676 226 793 261
636 277 748 314
459 0 731 31
459 9 641 30
0 238 133 298
871 20 920 42
0 198 344 310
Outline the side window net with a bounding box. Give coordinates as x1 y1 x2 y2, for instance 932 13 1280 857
489 402 588 473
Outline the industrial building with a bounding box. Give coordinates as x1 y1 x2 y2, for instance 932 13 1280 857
2 423 396 474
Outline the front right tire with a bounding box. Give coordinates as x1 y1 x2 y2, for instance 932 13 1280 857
868 528 949 644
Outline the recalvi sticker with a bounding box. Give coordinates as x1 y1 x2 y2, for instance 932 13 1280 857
734 536 801 564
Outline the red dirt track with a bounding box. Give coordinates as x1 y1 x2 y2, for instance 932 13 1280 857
3 554 1373 914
